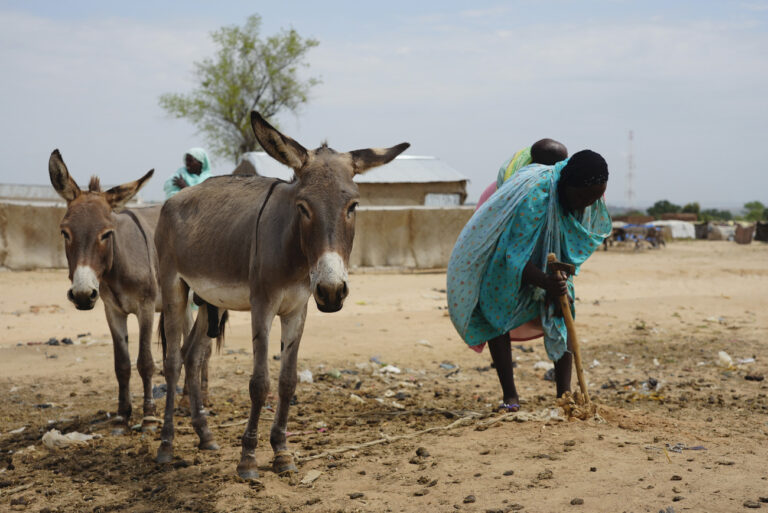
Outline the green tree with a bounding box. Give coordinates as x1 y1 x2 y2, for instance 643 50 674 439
700 208 732 222
743 201 766 221
647 200 681 219
159 15 320 162
681 202 700 216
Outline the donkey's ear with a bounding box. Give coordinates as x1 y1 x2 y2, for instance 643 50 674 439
349 143 410 175
104 169 154 211
250 111 308 171
49 149 81 203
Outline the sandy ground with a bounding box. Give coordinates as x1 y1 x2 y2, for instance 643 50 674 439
1 240 767 513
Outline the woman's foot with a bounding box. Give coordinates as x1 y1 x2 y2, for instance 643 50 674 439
498 401 520 412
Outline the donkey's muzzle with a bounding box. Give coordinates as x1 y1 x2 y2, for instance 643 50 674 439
69 265 100 310
68 288 98 310
312 252 349 313
314 281 348 313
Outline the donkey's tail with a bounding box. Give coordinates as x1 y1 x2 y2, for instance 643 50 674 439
216 310 229 354
157 312 167 361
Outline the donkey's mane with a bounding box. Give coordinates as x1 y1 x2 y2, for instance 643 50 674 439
88 176 101 192
315 141 335 154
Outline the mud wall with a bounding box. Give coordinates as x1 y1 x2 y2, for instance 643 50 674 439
0 202 67 270
0 202 474 271
350 206 473 269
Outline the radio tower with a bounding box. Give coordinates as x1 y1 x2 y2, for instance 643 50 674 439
626 130 635 210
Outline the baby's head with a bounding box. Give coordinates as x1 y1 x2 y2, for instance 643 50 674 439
531 138 568 165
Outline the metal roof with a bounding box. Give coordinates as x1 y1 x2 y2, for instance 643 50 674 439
0 183 143 206
0 184 63 202
241 153 467 184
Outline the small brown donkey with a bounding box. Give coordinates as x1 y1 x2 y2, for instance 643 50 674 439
154 111 409 477
49 150 162 433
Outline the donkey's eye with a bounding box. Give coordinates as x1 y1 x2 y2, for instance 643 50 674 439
61 230 70 241
347 202 359 217
297 203 310 219
100 231 114 242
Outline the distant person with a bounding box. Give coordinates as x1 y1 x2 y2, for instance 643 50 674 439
448 149 611 412
164 148 212 199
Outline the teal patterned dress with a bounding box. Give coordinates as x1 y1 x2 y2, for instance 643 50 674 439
447 160 611 361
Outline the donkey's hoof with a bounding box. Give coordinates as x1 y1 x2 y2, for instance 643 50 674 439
237 466 260 480
275 462 298 476
156 445 173 464
273 451 298 476
199 440 220 451
238 469 260 480
237 456 260 480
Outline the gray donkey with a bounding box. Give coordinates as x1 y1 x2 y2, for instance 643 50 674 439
49 150 162 433
154 111 409 477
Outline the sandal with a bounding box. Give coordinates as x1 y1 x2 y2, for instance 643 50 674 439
499 402 520 412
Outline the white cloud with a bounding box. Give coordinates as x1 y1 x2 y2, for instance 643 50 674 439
0 11 210 94
308 19 768 106
0 10 215 200
288 16 768 206
1 7 766 207
741 1 768 11
459 5 512 18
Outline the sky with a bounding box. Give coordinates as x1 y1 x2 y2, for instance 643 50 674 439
1 1 767 209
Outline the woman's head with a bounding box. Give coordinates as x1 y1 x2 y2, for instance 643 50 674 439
558 150 608 212
185 154 203 175
184 148 210 176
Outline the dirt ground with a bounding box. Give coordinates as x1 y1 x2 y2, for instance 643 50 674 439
1 240 767 513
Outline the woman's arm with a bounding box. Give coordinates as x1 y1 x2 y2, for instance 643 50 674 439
522 259 567 299
163 171 180 199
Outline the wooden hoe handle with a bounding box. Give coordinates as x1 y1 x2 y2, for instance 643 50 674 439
547 253 590 403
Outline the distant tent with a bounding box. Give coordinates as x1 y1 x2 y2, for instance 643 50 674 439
734 223 756 245
708 224 735 241
755 222 768 242
650 220 695 239
694 222 709 240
